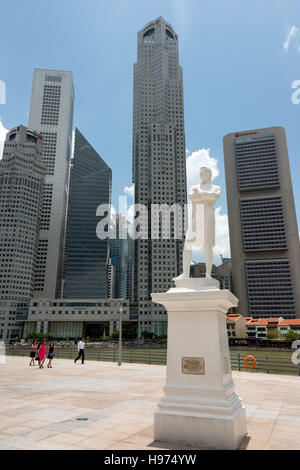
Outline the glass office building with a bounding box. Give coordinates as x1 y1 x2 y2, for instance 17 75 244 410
64 128 111 298
109 215 134 300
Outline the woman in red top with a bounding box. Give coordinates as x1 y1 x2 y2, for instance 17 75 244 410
38 340 47 369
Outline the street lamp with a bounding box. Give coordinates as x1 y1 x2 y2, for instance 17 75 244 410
118 306 123 366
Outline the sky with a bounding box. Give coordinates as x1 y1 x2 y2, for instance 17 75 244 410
0 0 299 262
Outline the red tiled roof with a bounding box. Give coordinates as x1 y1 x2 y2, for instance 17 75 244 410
266 318 283 327
257 319 268 326
279 319 300 327
227 314 241 322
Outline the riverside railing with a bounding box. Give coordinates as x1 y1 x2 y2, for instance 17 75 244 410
5 345 300 376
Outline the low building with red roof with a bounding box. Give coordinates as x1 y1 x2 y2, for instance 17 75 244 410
278 319 300 338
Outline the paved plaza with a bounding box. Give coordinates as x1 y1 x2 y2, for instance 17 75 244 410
0 356 300 450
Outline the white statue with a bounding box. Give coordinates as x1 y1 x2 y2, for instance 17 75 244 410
182 166 221 278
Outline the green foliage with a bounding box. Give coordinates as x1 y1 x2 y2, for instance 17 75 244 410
267 332 279 340
122 326 137 340
26 331 36 340
142 330 154 339
283 330 300 341
110 331 119 340
26 331 53 341
44 333 54 341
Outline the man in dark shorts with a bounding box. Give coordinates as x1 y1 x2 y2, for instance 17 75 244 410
74 337 85 364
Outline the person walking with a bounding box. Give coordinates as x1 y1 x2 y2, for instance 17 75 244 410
38 340 47 369
29 340 37 366
47 342 55 368
74 337 85 364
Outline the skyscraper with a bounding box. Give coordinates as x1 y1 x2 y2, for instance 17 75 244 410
64 128 112 298
132 17 187 336
28 69 74 298
0 126 45 340
109 215 134 300
223 127 300 318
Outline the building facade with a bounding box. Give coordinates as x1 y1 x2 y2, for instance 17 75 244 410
28 69 74 298
226 314 246 338
63 128 112 298
216 258 233 291
223 127 300 318
109 215 134 300
132 17 187 336
0 126 45 340
23 298 136 340
278 319 300 338
190 262 221 282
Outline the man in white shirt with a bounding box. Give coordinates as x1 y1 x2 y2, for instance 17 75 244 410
74 337 85 364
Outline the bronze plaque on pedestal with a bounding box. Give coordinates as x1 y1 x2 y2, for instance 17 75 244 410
182 357 205 375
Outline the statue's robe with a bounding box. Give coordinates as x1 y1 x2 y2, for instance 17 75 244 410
184 184 221 249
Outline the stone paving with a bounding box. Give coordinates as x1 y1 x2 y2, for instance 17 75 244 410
0 356 300 450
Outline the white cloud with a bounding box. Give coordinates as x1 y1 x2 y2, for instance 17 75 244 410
214 206 231 260
186 148 219 187
0 118 8 160
115 184 135 228
283 25 300 51
123 183 134 199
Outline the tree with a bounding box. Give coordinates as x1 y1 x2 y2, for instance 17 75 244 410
44 333 54 341
110 331 119 340
267 332 278 340
122 326 137 340
284 330 300 342
142 330 154 340
26 331 36 340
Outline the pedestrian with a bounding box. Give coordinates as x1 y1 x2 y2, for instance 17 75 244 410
38 340 47 369
29 339 37 366
47 342 55 368
74 337 85 364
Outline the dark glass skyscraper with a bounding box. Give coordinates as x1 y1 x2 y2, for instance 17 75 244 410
109 215 134 300
64 128 111 298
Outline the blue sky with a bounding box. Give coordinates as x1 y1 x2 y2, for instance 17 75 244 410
0 0 299 258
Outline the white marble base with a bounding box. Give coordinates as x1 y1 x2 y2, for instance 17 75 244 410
155 409 246 450
151 277 247 450
173 274 220 291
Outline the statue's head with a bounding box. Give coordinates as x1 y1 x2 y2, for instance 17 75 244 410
200 166 212 184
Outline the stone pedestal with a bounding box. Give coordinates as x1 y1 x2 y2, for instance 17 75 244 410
151 277 247 450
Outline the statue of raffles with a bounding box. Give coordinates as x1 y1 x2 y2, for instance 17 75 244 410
182 166 221 279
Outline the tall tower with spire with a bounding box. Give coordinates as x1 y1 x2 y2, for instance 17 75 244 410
132 17 187 336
